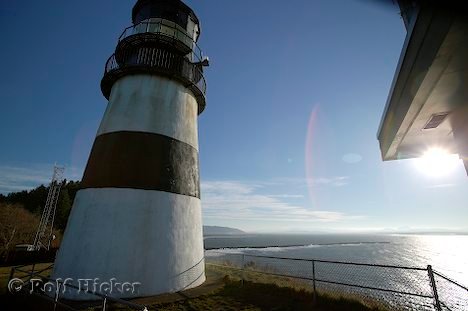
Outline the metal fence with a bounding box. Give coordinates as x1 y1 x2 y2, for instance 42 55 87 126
205 251 468 311
8 264 147 311
432 270 468 311
7 256 467 310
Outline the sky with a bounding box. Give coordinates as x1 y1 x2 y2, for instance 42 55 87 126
0 0 467 233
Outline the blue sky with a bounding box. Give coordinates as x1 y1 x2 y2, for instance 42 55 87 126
1 0 467 233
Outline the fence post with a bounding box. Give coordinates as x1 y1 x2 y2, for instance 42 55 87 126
29 263 36 282
312 260 317 305
241 254 245 287
427 265 442 311
9 267 15 282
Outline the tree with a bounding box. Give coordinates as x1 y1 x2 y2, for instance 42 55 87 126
65 180 81 203
0 203 40 258
2 185 49 214
55 189 72 231
0 181 81 235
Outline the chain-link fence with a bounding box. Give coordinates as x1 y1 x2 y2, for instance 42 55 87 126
205 251 468 311
432 270 468 311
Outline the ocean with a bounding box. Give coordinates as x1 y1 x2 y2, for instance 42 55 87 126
204 233 468 310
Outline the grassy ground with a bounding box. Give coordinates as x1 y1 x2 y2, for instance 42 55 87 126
0 262 389 310
205 263 390 309
144 277 385 311
113 264 388 311
0 265 13 295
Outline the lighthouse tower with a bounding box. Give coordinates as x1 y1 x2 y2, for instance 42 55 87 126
52 0 207 299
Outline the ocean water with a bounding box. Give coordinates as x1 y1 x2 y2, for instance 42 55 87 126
204 234 468 310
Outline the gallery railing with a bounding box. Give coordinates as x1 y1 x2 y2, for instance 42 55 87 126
104 50 205 92
117 19 204 63
101 18 207 113
102 50 206 113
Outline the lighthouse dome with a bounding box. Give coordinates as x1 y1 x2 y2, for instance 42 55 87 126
132 0 201 41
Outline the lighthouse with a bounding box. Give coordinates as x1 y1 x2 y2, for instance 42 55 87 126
52 0 208 299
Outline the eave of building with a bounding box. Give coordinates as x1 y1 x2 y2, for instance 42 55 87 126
377 5 468 161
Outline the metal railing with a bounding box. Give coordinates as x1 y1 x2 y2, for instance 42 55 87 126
103 48 206 108
205 251 468 311
10 254 465 310
117 18 203 63
8 264 148 311
9 263 54 286
101 18 207 112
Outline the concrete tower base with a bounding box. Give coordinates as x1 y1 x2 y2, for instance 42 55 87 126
52 188 205 300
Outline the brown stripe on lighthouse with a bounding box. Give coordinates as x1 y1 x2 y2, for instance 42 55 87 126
81 131 200 198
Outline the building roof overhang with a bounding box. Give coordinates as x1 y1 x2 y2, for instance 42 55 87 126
378 4 468 162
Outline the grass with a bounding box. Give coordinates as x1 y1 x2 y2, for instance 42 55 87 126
146 276 386 311
103 264 389 311
206 263 390 309
207 262 313 292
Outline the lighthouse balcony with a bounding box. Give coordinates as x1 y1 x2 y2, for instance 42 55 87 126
116 18 203 63
101 49 206 113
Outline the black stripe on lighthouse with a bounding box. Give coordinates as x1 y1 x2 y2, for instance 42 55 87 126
81 131 200 198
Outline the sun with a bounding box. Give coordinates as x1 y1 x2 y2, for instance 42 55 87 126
415 148 461 177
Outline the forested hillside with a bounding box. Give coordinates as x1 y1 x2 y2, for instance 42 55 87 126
0 180 80 232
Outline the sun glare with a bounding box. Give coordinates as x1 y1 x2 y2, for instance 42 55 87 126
415 148 460 177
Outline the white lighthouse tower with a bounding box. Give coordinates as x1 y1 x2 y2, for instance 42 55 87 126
52 0 208 299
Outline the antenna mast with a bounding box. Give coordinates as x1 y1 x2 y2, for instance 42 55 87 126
29 165 65 251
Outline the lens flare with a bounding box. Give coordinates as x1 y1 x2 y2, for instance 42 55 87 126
415 148 461 177
305 105 319 208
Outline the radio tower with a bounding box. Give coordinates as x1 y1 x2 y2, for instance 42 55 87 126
29 165 65 251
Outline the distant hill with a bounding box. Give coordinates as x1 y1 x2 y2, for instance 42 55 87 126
203 226 245 236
